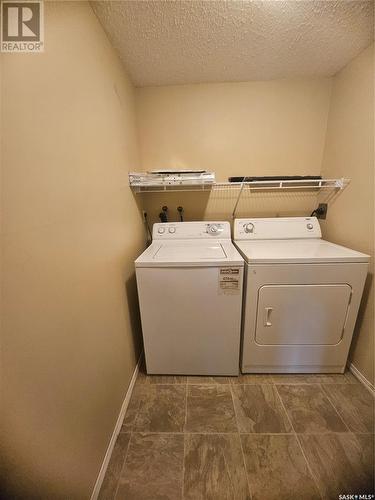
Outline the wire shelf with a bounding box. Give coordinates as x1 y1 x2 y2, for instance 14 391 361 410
132 178 349 192
131 178 350 218
217 178 348 189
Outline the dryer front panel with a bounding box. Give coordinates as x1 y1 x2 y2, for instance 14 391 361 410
241 262 368 373
255 284 351 346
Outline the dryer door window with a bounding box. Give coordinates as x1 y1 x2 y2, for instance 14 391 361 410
255 284 352 345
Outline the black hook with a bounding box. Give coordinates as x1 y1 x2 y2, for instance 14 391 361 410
177 206 184 222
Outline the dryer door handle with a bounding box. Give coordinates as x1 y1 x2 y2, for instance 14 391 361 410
264 307 273 327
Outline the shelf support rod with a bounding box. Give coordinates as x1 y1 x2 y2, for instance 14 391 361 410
232 181 245 219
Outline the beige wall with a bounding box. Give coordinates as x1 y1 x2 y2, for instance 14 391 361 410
1 2 145 498
136 79 332 223
321 44 374 385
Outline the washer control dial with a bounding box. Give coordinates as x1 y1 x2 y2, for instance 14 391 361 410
207 224 219 234
307 223 314 230
244 223 254 234
168 227 176 234
158 227 165 234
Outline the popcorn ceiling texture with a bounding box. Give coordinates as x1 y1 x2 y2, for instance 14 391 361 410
91 0 374 87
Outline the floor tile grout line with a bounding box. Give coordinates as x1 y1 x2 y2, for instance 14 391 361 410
131 382 145 433
274 385 296 435
319 383 352 432
121 390 143 433
116 430 369 436
142 380 356 387
221 445 239 499
181 383 188 500
238 435 254 500
272 381 354 386
294 432 324 500
140 369 355 385
274 382 353 432
110 373 145 499
268 384 294 433
271 371 358 386
228 382 253 500
323 380 375 435
112 370 146 498
181 433 186 500
274 385 323 499
112 430 133 500
184 383 189 432
228 383 240 433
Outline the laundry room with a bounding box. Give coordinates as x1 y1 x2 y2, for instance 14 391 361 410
1 1 374 499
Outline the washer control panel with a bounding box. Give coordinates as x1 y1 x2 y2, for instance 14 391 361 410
153 221 230 239
234 217 322 240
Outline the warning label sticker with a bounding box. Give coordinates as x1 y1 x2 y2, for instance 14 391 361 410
219 268 241 295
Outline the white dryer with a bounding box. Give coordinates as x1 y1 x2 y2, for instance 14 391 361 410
135 221 244 375
233 217 369 373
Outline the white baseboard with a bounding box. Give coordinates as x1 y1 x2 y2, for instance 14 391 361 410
349 362 375 396
90 353 142 500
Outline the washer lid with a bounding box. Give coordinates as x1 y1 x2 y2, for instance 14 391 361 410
234 239 370 264
135 240 244 267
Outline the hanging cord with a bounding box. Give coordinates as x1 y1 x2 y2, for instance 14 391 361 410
159 211 167 222
143 211 152 244
159 206 168 223
162 206 169 222
310 204 327 218
177 206 184 222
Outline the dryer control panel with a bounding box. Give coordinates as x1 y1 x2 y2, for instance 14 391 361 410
153 221 231 240
234 217 322 240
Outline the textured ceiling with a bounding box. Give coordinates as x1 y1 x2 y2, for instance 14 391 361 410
91 1 374 87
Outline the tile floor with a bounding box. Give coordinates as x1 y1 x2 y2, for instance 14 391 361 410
99 367 374 500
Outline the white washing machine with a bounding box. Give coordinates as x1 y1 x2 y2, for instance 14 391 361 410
135 221 244 375
233 217 369 373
